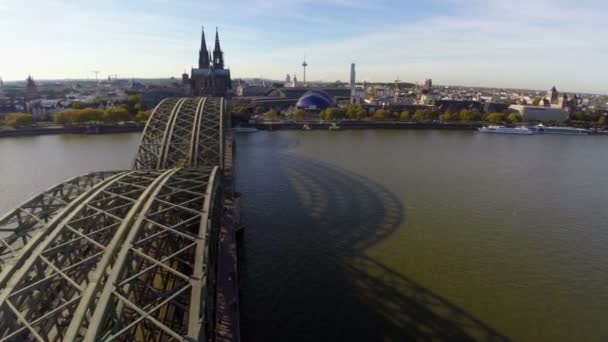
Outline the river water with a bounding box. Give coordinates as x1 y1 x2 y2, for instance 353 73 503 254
1 131 607 341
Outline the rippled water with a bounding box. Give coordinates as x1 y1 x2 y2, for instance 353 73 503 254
236 130 608 342
1 131 607 341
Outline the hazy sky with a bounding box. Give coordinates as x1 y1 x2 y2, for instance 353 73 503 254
1 0 607 93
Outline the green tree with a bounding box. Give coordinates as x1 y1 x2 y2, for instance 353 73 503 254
506 113 522 123
599 116 607 126
444 106 456 117
232 105 251 123
3 113 34 127
486 112 505 124
320 107 345 121
103 107 131 123
54 110 75 125
459 109 476 122
72 101 88 109
265 109 279 122
292 108 306 121
79 108 104 123
345 103 367 120
439 112 453 122
399 111 410 122
372 109 389 121
413 109 431 122
126 94 141 116
136 110 152 123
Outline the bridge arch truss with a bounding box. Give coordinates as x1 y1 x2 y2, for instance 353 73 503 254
0 95 233 341
0 167 223 341
134 97 225 170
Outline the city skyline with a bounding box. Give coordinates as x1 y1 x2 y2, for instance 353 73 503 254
1 0 607 94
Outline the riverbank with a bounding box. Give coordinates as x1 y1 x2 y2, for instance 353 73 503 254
0 123 144 138
240 121 608 135
242 121 482 131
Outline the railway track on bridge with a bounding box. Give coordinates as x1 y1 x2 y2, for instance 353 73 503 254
0 97 240 342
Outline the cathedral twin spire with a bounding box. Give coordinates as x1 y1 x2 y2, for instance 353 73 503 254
198 26 224 69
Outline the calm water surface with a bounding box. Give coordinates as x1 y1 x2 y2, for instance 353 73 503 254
236 130 608 342
1 131 607 341
0 133 141 213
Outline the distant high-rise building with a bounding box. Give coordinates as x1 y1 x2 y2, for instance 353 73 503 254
424 78 433 89
350 63 356 87
183 26 231 97
285 74 291 83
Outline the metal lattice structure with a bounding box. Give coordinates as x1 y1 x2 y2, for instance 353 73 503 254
0 172 119 274
0 96 231 341
134 97 224 170
0 168 222 341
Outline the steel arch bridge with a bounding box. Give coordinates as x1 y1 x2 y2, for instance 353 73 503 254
0 97 236 342
134 97 225 170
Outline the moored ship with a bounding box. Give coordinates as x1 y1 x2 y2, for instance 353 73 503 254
478 125 534 135
530 124 590 135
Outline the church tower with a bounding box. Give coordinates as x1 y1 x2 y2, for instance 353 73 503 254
213 28 225 70
198 27 210 69
546 85 559 105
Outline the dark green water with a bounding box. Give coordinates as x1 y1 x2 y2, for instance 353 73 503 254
236 130 608 342
0 131 607 341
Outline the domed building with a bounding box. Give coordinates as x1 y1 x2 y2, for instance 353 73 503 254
296 90 335 111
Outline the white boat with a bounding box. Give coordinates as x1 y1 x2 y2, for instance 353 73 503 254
530 124 590 135
233 127 258 133
478 125 533 135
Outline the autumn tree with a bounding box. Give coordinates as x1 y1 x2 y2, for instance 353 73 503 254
265 109 279 122
136 110 152 123
485 112 505 124
345 103 366 120
3 113 34 127
372 109 389 121
507 113 522 123
459 109 476 122
292 108 306 121
103 107 131 123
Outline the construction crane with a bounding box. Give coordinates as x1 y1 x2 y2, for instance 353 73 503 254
107 74 118 81
91 70 100 83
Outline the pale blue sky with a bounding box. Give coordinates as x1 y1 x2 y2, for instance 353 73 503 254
1 0 606 93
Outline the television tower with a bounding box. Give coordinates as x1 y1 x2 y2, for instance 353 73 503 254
302 58 308 87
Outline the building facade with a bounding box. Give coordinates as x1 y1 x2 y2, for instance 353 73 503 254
183 27 231 97
509 105 569 122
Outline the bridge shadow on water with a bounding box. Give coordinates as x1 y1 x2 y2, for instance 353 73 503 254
236 133 510 342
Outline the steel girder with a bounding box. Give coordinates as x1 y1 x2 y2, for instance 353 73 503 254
0 167 223 341
134 97 225 170
0 172 119 273
83 167 222 341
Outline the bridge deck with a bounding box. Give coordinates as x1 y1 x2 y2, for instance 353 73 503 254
216 196 241 342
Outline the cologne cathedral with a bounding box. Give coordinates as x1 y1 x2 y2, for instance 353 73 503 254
183 27 231 97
